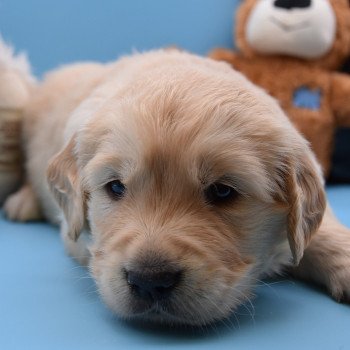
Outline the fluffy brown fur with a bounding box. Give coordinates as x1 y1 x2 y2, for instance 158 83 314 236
210 0 350 177
3 50 349 326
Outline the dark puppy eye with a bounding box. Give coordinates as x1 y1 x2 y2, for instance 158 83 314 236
106 180 126 200
204 183 238 205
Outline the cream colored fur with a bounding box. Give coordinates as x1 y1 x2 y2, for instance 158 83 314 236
3 50 349 325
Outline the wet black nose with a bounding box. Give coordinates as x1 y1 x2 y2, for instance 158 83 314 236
125 268 182 301
274 0 311 9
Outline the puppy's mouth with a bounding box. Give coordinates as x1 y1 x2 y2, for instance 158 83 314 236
125 294 200 325
134 303 184 322
128 289 192 324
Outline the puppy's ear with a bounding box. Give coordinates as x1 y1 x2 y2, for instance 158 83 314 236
47 135 86 241
282 154 326 265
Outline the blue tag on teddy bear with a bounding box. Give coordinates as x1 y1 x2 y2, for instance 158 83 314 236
293 87 322 110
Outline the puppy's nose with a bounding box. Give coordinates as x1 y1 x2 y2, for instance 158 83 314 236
274 0 311 10
125 268 182 301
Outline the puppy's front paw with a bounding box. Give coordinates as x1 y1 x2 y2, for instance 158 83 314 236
293 211 350 303
316 242 350 303
328 260 350 303
3 184 43 222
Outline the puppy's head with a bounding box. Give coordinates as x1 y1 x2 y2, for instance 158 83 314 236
47 51 326 326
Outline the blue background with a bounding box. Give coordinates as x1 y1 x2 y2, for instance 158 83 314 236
0 0 237 77
1 1 350 349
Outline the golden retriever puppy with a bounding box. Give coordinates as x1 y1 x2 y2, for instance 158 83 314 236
4 49 350 326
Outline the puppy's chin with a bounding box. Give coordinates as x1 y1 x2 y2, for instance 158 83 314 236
122 305 219 327
98 288 254 327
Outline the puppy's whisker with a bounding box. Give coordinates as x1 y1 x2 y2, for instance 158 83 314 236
230 311 241 330
195 293 237 331
244 277 284 298
229 288 256 324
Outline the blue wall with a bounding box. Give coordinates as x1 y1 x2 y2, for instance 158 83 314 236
0 0 239 76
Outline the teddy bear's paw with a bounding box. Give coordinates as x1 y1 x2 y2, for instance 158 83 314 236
3 184 43 222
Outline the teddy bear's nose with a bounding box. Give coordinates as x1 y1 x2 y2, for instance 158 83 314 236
274 0 311 10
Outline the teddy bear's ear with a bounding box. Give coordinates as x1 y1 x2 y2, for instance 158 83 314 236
234 0 260 58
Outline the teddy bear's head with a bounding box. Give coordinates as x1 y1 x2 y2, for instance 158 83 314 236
236 0 350 69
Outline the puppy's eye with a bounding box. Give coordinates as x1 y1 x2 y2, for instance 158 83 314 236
204 183 238 205
106 180 126 199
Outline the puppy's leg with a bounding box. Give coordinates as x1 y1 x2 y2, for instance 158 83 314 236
3 183 43 222
293 206 350 302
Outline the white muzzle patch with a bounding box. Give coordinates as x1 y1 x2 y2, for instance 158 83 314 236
245 0 336 59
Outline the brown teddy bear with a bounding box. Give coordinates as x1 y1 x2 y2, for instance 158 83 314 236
210 0 350 177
